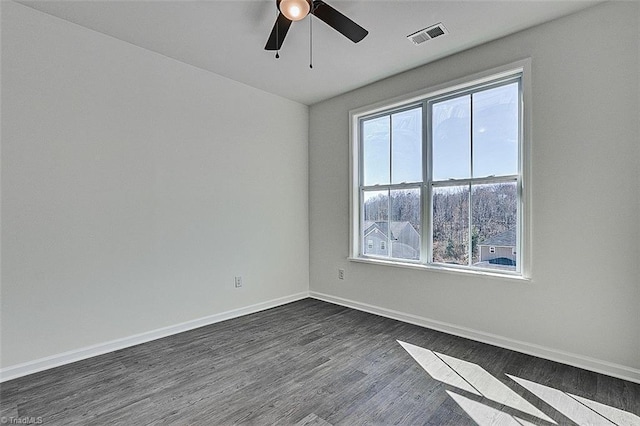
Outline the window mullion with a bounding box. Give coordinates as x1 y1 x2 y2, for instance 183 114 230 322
389 114 393 186
424 100 433 264
358 118 365 257
361 183 422 191
468 182 473 267
388 114 392 259
517 77 524 274
387 188 392 258
359 187 364 257
469 93 474 267
431 175 518 187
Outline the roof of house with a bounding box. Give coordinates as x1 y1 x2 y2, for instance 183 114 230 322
480 228 516 247
363 221 388 238
391 222 411 238
363 221 415 239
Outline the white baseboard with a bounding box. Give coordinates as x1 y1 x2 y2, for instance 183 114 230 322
309 291 640 384
4 291 638 385
0 292 309 383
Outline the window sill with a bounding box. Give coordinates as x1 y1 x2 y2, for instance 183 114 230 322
347 256 531 282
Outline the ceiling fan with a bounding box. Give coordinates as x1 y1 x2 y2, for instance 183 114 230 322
264 0 368 52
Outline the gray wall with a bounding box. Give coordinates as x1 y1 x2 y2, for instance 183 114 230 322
1 2 309 368
309 1 640 373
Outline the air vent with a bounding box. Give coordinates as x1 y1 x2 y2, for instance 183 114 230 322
407 23 448 45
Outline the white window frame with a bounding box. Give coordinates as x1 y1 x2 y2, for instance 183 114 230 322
349 60 532 279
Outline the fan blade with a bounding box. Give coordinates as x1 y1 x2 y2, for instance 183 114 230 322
265 13 293 50
312 0 368 43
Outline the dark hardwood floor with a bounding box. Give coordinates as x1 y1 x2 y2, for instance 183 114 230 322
1 298 639 425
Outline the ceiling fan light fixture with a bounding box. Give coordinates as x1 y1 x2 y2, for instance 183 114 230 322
278 0 312 21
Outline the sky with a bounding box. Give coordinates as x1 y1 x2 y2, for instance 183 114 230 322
363 82 519 186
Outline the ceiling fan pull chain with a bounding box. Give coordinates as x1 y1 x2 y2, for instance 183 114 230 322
309 15 313 68
275 7 280 59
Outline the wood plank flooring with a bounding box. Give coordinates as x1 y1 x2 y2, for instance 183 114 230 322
1 298 639 425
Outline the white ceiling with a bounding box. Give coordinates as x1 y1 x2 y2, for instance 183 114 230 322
19 0 601 105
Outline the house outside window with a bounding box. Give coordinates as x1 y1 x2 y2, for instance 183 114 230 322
350 63 529 277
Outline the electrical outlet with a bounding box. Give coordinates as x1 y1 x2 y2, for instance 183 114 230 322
234 276 243 288
338 269 345 280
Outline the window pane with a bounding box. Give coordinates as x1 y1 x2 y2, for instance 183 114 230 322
432 95 471 181
390 188 421 260
392 107 422 184
472 83 519 177
471 182 518 271
362 116 390 186
362 190 389 257
432 185 469 265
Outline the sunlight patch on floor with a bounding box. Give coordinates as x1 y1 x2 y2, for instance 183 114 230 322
568 393 640 426
446 391 540 426
397 340 480 396
398 340 639 426
437 352 555 423
508 375 639 426
398 340 555 424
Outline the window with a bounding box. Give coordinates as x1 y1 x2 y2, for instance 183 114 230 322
351 65 527 276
